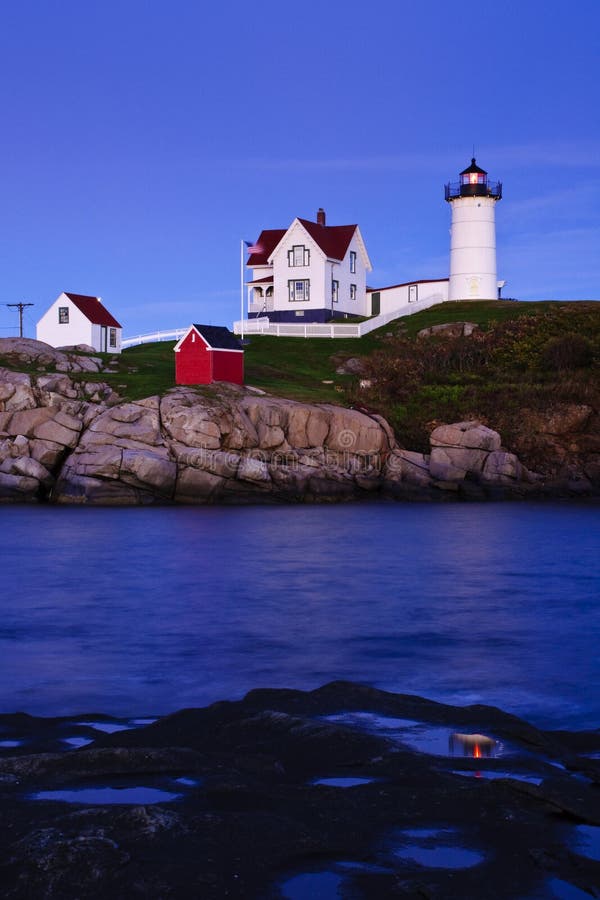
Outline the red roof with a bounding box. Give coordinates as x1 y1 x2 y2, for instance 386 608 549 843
247 275 274 285
246 229 287 266
64 293 122 328
246 219 358 266
297 219 357 261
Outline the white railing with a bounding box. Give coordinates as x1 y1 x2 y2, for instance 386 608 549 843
122 328 187 348
120 293 449 348
233 292 446 338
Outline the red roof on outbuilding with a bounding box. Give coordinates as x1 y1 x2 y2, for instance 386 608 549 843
64 293 122 328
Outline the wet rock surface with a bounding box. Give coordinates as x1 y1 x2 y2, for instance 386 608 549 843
0 683 599 898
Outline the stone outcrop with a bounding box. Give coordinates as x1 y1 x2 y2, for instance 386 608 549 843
417 321 480 338
1 338 596 504
52 389 389 504
0 337 118 374
383 419 540 499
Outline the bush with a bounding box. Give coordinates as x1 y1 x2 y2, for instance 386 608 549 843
541 334 593 371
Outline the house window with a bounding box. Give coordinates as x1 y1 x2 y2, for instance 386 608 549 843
288 245 310 267
332 280 339 303
288 279 310 302
58 307 69 324
350 251 356 273
109 328 117 348
350 283 357 301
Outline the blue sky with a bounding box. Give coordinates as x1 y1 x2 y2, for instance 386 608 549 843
0 0 598 339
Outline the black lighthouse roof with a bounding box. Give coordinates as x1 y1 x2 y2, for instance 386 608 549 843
460 157 488 176
445 157 502 202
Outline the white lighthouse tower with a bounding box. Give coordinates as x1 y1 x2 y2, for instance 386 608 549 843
445 158 502 301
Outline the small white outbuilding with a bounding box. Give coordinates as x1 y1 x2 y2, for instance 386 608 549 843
36 292 123 353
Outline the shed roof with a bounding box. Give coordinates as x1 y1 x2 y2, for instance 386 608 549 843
191 324 243 351
64 292 122 328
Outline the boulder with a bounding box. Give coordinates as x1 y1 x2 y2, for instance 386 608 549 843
320 405 386 455
430 445 489 481
430 421 501 452
120 448 177 496
334 356 366 375
237 455 271 485
88 403 162 447
161 393 223 449
482 450 523 483
417 322 480 338
8 456 54 486
385 449 432 487
0 471 40 500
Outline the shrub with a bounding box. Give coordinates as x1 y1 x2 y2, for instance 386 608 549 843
541 334 593 371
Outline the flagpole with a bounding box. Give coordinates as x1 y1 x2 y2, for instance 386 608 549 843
240 239 245 340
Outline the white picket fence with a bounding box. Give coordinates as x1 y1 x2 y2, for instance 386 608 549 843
121 293 446 348
233 292 446 339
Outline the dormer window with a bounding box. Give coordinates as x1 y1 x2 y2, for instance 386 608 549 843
288 244 310 266
288 245 310 267
350 251 356 273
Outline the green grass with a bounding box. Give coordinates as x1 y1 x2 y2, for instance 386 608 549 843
1 301 597 412
396 299 569 337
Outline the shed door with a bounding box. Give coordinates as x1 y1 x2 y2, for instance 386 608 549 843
371 292 380 316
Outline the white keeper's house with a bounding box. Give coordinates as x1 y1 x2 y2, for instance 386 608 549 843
241 158 504 331
36 292 123 353
246 208 372 323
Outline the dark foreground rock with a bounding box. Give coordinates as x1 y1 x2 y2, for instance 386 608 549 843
1 682 599 898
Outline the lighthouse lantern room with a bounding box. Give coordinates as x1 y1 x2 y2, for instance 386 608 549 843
445 158 502 301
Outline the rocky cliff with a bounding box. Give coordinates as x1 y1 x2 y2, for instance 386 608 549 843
0 338 596 504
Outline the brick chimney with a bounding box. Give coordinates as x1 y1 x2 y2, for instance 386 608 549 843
317 207 326 226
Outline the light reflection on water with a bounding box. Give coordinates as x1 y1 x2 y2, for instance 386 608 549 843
0 502 598 728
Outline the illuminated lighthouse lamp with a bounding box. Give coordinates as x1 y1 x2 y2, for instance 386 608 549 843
458 158 500 197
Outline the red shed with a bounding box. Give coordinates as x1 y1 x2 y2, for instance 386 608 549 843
174 324 244 385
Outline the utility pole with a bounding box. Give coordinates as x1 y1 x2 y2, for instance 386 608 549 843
6 302 34 338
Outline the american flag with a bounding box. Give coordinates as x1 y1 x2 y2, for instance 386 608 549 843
244 240 262 254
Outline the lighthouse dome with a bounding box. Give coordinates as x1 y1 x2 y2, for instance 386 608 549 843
445 158 502 201
460 158 488 177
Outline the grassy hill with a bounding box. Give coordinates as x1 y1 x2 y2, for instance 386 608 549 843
112 300 598 402
1 301 598 474
119 299 599 476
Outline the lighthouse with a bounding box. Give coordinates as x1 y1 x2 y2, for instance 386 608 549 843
445 158 502 301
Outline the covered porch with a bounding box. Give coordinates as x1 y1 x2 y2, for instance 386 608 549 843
246 276 275 318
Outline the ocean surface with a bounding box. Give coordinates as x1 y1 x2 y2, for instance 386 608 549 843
0 502 598 731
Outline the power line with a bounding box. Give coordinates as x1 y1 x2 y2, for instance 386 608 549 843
6 302 34 338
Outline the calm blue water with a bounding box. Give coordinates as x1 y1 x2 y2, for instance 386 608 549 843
0 503 598 730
